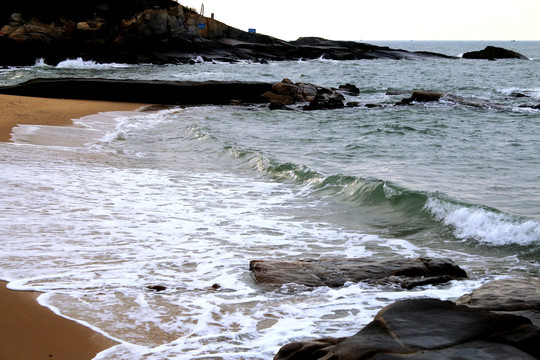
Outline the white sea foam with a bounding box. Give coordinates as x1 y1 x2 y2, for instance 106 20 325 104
499 87 540 100
0 122 486 359
9 110 146 147
33 58 50 67
55 57 130 69
425 197 540 246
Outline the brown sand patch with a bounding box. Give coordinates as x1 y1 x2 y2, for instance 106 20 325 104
0 280 118 360
0 94 146 142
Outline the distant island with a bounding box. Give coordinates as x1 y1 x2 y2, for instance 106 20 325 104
0 1 529 66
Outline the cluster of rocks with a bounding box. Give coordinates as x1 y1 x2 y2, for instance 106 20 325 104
249 255 540 360
262 79 361 110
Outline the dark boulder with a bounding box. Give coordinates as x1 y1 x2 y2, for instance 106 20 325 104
395 91 444 105
462 46 529 60
304 93 345 110
274 298 539 360
337 83 360 96
250 257 467 289
456 278 540 326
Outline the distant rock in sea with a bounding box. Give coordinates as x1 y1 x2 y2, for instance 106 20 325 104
462 46 529 60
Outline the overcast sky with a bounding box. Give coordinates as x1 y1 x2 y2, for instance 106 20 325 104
179 0 540 41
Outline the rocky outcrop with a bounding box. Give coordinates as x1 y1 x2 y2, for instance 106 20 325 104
288 37 458 60
462 46 529 60
274 298 539 360
261 79 364 110
0 78 273 105
456 278 540 326
1 6 531 67
0 4 463 66
250 257 467 289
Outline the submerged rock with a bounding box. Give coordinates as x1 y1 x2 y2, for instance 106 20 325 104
395 91 509 110
462 46 529 60
268 102 293 110
250 257 467 289
274 298 539 360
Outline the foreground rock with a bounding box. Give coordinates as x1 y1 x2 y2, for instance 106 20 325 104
275 298 539 360
250 257 467 289
456 277 540 326
462 46 529 60
0 78 273 105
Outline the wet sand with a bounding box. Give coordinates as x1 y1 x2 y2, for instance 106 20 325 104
0 281 118 360
0 94 145 142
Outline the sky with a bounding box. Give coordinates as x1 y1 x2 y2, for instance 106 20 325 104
178 0 540 41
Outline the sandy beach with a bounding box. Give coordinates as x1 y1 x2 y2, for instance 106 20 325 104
0 95 146 359
0 94 146 142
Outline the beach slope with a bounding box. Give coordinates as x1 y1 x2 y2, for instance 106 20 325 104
0 281 118 360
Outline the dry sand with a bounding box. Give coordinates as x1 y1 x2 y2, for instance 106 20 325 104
0 95 149 359
0 94 146 142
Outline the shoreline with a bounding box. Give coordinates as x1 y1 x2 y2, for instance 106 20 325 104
0 280 118 360
0 94 146 142
0 95 146 359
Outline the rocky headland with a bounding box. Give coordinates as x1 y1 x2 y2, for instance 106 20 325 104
0 1 529 66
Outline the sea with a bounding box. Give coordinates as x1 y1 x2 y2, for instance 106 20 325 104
0 41 539 359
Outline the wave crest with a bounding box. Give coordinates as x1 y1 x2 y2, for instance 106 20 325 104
425 197 540 246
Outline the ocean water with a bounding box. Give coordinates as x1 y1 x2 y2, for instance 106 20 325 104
0 41 539 359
